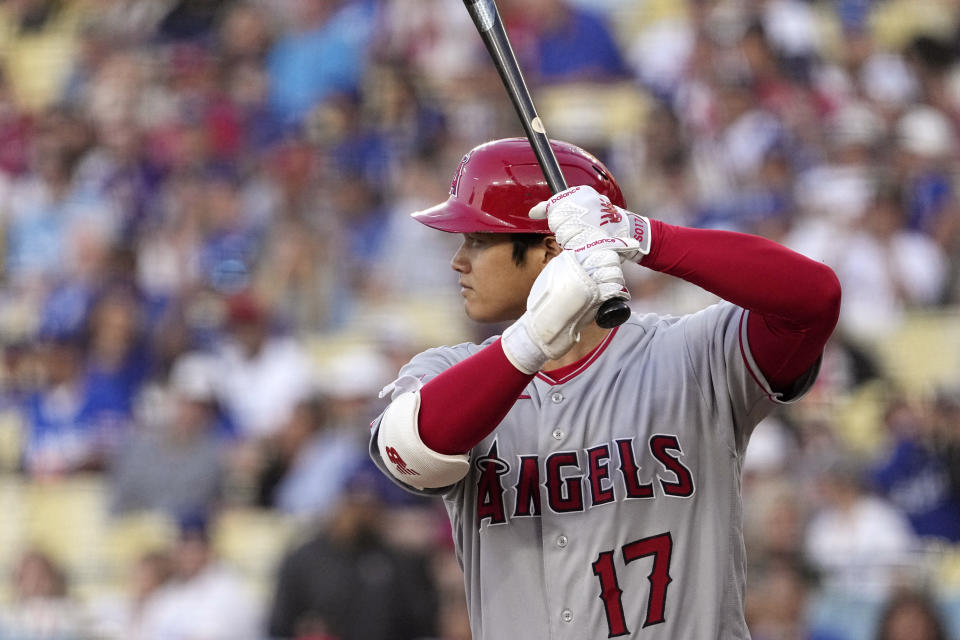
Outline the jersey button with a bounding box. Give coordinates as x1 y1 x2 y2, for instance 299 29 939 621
550 392 564 404
557 535 568 548
561 609 574 623
552 429 564 440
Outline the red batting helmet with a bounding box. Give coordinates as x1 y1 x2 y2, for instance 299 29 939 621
413 138 625 234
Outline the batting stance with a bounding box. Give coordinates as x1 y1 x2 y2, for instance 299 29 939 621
369 138 841 639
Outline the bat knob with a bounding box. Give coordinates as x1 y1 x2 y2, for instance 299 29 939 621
596 298 631 329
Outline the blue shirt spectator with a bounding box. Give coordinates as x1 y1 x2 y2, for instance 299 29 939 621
905 169 954 240
873 437 960 543
22 337 130 476
267 0 376 125
535 5 631 82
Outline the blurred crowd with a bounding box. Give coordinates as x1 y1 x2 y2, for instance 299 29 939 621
0 0 958 638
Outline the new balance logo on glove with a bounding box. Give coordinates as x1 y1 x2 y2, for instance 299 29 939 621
386 446 420 476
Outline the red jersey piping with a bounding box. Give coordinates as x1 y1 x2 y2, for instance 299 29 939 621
738 309 776 401
537 327 620 385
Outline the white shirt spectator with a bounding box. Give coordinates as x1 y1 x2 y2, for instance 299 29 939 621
835 223 949 341
804 495 917 596
216 335 316 440
137 563 260 640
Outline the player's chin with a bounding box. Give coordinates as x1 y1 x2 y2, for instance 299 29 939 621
464 300 521 325
463 302 493 323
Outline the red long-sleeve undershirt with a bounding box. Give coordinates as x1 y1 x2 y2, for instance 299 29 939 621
417 220 841 455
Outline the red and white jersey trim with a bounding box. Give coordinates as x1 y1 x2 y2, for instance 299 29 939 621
537 327 619 386
737 309 785 404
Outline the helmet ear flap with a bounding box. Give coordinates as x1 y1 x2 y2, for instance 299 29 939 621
412 138 625 234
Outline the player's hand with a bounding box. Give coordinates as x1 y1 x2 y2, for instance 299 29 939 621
501 248 627 374
568 245 629 307
529 185 651 263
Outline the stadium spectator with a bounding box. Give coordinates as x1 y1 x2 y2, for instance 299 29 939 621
872 395 960 542
255 393 367 517
192 164 264 293
212 291 316 440
70 115 165 241
267 464 438 640
833 183 949 341
86 550 173 639
20 329 119 476
82 285 152 422
746 555 843 640
873 588 951 640
790 100 885 254
137 513 261 640
502 0 631 84
2 106 118 294
218 2 274 67
804 455 918 597
0 549 86 639
368 152 463 298
110 351 226 516
894 105 960 251
266 0 378 125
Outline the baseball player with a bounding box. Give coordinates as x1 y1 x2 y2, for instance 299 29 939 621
369 138 841 639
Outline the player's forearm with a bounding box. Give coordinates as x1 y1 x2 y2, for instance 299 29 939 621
418 339 534 455
641 220 841 326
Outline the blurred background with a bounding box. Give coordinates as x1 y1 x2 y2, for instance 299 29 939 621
0 0 958 638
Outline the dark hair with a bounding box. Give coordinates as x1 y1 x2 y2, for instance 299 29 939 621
510 234 548 266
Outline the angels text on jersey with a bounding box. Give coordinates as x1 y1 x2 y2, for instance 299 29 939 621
473 434 695 527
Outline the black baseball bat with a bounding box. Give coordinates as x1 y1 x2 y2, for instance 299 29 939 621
462 0 630 329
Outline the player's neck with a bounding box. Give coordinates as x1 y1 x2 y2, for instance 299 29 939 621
543 323 611 371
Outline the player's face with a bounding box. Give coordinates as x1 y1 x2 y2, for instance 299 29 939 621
451 233 550 323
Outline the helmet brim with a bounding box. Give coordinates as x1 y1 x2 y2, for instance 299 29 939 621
412 197 551 234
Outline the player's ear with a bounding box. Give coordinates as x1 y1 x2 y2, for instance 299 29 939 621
543 235 562 260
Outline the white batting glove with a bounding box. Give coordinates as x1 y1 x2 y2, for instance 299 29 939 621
501 248 627 374
529 185 652 263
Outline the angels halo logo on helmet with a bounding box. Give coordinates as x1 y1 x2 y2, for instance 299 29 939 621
413 138 625 234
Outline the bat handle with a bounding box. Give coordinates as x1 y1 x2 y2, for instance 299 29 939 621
547 165 631 330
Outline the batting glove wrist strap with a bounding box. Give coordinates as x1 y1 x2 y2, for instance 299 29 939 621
502 249 626 373
378 390 471 490
501 320 551 375
627 213 652 261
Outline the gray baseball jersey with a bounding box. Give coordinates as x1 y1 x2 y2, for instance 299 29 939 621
369 302 817 639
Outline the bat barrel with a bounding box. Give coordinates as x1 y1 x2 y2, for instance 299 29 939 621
463 0 567 193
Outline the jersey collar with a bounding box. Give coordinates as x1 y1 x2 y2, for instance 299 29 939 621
537 327 619 385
